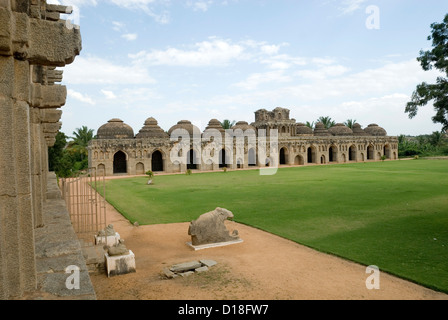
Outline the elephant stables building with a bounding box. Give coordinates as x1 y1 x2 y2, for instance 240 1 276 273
89 107 399 176
0 1 97 299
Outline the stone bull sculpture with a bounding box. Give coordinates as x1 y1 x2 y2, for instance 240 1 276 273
188 207 240 246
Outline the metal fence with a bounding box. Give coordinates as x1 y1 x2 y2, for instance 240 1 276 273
60 167 107 244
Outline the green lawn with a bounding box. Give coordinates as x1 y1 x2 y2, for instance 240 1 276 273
98 159 448 293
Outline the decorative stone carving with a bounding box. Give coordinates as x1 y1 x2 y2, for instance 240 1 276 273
107 239 129 257
188 207 240 246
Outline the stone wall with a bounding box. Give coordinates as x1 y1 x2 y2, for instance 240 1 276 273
0 0 81 300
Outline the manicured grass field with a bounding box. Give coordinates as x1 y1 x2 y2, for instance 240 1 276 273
98 159 448 293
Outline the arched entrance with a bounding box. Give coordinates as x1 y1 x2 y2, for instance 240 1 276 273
329 146 337 162
219 149 228 168
307 147 315 164
136 162 145 175
279 148 287 165
187 149 197 170
384 145 391 159
349 145 356 161
294 155 304 165
248 148 257 166
367 145 374 160
152 150 164 172
113 151 127 174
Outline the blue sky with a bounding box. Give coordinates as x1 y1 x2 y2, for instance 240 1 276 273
49 0 448 138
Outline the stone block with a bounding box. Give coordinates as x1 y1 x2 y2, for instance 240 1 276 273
169 261 202 273
41 109 62 123
0 7 12 55
200 259 217 268
195 266 208 273
105 250 136 277
95 232 120 246
28 19 81 66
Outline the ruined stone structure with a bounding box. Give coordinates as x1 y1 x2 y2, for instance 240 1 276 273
0 1 82 299
88 107 399 175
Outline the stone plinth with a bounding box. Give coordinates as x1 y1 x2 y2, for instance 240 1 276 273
105 250 136 277
94 232 120 246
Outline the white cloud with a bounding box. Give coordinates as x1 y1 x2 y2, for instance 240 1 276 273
297 65 350 80
187 0 214 12
234 70 292 90
339 0 368 15
67 89 96 105
63 56 156 85
101 90 117 99
129 38 245 67
122 33 138 41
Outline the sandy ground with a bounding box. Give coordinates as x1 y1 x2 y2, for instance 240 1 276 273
89 189 448 300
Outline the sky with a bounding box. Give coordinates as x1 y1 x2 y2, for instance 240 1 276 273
48 0 448 138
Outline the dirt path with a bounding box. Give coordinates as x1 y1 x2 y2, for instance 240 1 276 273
89 193 448 300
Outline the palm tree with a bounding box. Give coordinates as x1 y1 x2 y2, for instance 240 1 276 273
317 116 335 129
428 131 443 147
344 119 357 129
67 126 95 161
305 121 315 129
220 119 236 129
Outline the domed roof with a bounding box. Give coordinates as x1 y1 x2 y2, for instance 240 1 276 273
296 123 313 135
314 122 332 136
231 121 256 132
364 124 387 136
167 120 201 137
203 119 225 134
352 123 368 136
328 123 353 136
135 117 168 139
97 118 134 139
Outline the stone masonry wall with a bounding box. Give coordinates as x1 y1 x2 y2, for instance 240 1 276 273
0 0 81 299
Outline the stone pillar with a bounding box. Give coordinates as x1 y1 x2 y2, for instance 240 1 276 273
0 0 81 299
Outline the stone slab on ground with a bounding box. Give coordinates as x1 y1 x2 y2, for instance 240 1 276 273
170 261 202 273
186 239 243 251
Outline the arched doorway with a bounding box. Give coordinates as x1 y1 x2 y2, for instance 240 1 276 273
294 155 304 165
219 149 228 168
136 162 145 175
113 151 127 174
384 145 391 159
248 148 257 166
187 149 197 170
97 164 105 175
367 145 374 160
349 145 356 161
279 148 287 165
329 146 336 162
320 155 325 164
152 150 164 172
307 147 315 164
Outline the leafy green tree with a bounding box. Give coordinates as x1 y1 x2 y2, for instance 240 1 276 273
220 119 236 129
405 13 448 132
428 131 444 147
317 116 335 129
48 131 68 172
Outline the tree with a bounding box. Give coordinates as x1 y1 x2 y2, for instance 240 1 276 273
316 116 335 129
67 126 95 162
220 119 236 129
48 131 68 172
305 121 315 129
405 13 448 132
344 119 357 129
